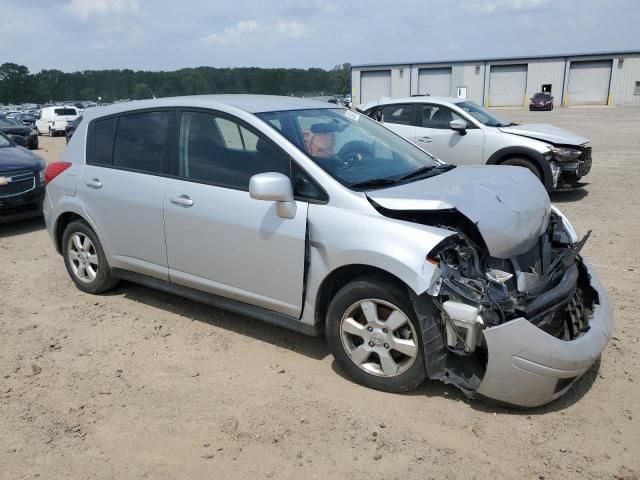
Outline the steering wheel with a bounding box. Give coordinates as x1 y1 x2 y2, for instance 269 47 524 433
336 141 374 170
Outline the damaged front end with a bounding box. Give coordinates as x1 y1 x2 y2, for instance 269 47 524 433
410 209 611 407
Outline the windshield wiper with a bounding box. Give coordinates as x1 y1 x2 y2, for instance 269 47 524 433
349 178 400 190
400 164 454 181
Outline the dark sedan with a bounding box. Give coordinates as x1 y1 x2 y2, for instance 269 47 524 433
0 132 46 222
0 116 39 149
529 92 554 111
17 113 37 127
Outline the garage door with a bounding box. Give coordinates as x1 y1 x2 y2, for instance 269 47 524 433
360 70 391 104
418 67 452 96
489 64 527 106
567 60 612 105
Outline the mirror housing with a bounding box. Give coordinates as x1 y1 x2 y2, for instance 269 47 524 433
10 134 28 147
449 119 467 134
249 172 297 219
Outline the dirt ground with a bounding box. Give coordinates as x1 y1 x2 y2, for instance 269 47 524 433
1 106 639 480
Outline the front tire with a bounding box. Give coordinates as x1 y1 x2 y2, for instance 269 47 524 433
502 157 542 182
326 276 426 393
62 220 118 294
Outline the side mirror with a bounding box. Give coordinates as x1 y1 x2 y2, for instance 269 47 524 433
10 135 28 147
249 172 297 219
450 119 467 134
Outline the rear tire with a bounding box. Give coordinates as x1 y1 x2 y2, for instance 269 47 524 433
502 157 542 181
326 275 426 393
62 220 119 294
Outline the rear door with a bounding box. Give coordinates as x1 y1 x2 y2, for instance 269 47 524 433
163 109 308 317
414 103 484 164
81 110 172 280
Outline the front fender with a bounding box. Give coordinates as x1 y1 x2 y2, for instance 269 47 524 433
300 204 454 326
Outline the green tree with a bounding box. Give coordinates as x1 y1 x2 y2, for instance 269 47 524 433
133 82 153 100
0 63 32 103
79 87 96 101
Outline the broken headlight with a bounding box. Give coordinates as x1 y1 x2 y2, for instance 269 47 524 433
550 146 582 162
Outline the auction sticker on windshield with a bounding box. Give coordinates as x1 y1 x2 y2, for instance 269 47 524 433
345 110 360 122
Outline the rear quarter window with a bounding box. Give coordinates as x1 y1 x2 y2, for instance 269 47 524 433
89 117 118 166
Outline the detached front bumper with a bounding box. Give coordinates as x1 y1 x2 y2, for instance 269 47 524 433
476 260 612 407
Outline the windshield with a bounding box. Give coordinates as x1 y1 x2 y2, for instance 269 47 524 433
257 108 445 189
533 93 550 99
0 117 20 127
454 101 512 127
54 108 77 116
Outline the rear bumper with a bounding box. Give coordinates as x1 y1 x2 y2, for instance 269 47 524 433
476 260 612 407
0 186 45 223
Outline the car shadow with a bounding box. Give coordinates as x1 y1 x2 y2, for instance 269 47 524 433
550 188 588 203
109 280 331 361
0 216 45 238
332 357 600 414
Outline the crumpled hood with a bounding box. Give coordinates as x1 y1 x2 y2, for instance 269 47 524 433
499 123 589 146
367 165 551 258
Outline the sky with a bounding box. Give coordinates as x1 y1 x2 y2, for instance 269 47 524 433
1 0 639 73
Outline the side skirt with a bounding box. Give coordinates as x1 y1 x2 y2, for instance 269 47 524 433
111 268 320 337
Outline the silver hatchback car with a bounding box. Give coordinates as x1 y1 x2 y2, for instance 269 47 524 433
43 95 612 407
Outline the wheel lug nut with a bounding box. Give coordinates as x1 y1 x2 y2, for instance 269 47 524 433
368 341 374 347
384 343 389 349
382 328 388 333
367 327 373 332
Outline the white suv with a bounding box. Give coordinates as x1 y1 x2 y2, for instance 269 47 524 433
360 97 593 191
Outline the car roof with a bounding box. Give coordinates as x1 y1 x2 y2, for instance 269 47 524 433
83 95 335 121
360 96 472 111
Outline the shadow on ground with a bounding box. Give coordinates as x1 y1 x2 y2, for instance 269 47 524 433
0 216 45 238
111 280 330 361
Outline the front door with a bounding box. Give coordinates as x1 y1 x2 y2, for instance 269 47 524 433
163 110 308 317
414 104 485 165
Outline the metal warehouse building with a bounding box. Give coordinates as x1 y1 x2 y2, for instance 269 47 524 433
351 50 640 107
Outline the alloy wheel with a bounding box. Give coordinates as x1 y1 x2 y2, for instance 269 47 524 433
340 299 419 377
67 232 99 283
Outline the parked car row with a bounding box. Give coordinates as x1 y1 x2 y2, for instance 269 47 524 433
38 95 612 408
0 115 39 149
359 96 591 191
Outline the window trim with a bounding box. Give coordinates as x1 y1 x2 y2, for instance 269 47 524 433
172 108 329 204
86 107 177 177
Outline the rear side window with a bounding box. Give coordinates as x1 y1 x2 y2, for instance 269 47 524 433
90 117 117 166
379 104 413 126
113 111 170 174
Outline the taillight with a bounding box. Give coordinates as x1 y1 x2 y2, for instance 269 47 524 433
44 161 72 185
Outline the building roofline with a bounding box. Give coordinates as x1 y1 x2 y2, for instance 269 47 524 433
352 49 640 69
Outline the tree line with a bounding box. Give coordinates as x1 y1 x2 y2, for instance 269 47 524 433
0 62 351 104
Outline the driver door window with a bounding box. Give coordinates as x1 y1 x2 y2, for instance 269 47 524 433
415 104 484 165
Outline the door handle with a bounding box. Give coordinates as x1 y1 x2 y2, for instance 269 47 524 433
417 137 432 143
85 178 102 188
170 195 194 207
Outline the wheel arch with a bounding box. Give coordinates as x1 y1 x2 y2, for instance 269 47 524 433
486 146 553 191
313 264 417 330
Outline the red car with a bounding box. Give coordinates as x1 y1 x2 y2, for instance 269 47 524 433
529 92 554 111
